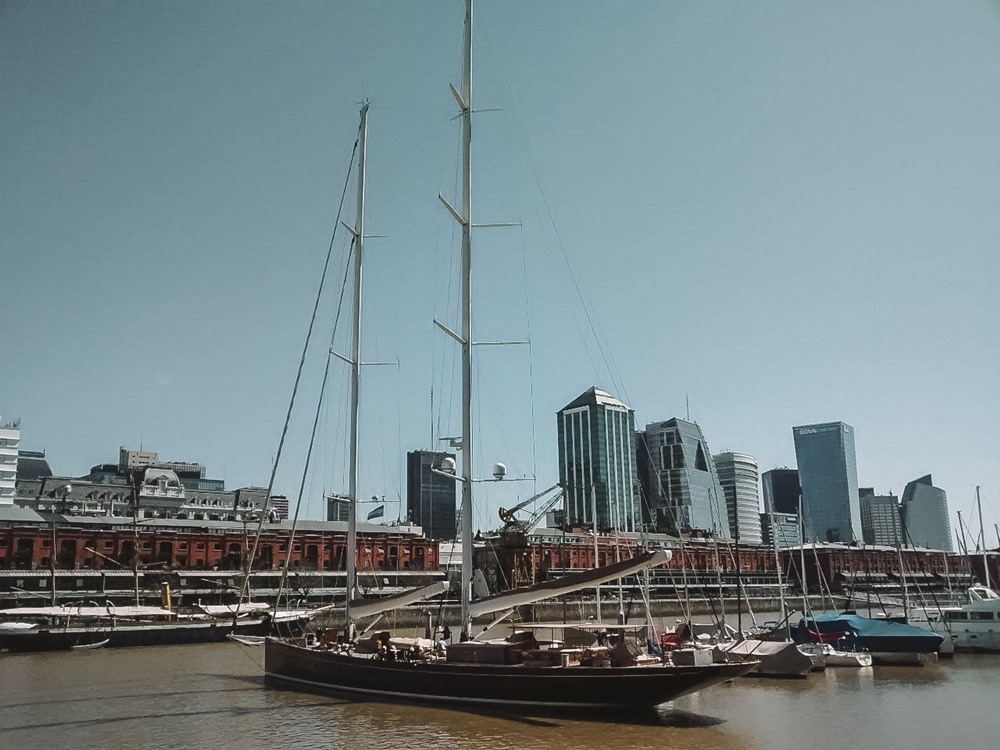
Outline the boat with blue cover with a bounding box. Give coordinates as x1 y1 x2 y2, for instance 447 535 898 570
792 612 944 666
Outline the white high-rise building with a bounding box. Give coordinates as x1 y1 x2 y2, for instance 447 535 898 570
0 419 21 505
714 452 763 544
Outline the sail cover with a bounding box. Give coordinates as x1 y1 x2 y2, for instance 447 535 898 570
350 581 450 619
305 581 451 622
468 549 671 618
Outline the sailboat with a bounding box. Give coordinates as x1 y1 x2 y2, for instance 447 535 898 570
263 0 758 709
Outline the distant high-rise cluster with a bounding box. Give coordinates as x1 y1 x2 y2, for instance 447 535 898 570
5 396 957 553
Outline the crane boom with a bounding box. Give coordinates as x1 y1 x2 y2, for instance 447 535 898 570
497 483 562 528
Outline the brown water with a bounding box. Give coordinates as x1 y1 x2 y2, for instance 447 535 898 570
1 644 997 750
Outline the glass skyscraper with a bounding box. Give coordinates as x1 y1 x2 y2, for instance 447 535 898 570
859 488 902 546
557 387 638 533
406 450 457 540
636 417 731 538
761 469 801 549
761 468 800 515
792 421 861 543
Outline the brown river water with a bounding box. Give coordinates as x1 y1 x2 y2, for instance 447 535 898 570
1 643 997 750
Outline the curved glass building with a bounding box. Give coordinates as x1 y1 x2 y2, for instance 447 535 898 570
901 474 952 551
714 452 763 545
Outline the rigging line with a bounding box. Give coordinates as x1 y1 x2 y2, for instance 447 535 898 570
483 20 620 394
431 123 462 447
517 224 538 496
236 132 360 617
277 235 358 609
436 507 464 626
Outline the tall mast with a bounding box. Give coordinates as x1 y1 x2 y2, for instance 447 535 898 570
768 506 788 637
345 101 369 632
977 486 990 589
799 494 809 617
459 0 475 642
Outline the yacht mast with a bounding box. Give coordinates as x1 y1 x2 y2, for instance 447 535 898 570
977 486 990 589
345 101 369 633
458 0 475 643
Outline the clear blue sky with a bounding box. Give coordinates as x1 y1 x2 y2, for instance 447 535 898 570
3 1 998 540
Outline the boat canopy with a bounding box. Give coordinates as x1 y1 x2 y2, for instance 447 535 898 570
802 613 944 643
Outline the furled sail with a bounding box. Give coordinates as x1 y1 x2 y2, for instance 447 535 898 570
304 581 450 622
468 549 671 618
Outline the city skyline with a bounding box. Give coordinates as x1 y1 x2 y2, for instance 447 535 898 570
3 1 998 534
0 416 977 549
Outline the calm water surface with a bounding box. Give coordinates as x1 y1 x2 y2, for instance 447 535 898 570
1 644 997 750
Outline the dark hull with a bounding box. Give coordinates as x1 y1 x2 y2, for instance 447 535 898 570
0 618 272 653
264 638 757 709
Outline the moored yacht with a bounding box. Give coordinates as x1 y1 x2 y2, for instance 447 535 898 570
263 0 759 709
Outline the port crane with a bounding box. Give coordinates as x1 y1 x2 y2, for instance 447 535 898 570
497 483 564 532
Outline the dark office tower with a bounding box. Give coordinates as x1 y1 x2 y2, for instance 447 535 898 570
326 494 351 522
713 452 763 544
406 450 457 540
636 417 731 538
761 468 800 515
792 422 862 543
557 387 638 533
901 475 952 551
859 488 902 546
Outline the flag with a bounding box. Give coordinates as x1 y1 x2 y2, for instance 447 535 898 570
367 504 385 521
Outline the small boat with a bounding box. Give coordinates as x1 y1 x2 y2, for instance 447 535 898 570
229 634 267 646
725 638 814 678
797 641 872 668
795 642 829 671
0 604 281 653
70 638 110 651
823 645 873 668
